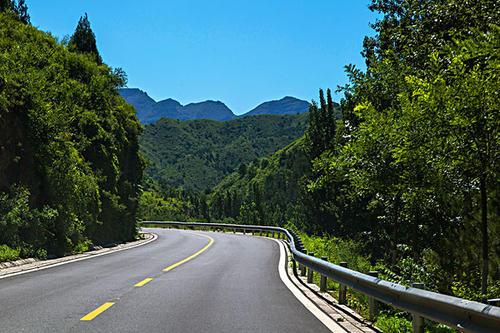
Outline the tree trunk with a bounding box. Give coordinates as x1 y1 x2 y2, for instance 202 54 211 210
480 175 488 295
391 194 401 270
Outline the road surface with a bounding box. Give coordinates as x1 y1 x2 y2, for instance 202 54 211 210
0 228 332 332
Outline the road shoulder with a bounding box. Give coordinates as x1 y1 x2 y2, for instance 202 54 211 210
0 232 157 279
272 238 380 333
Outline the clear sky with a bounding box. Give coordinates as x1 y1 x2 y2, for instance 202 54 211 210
29 1 378 115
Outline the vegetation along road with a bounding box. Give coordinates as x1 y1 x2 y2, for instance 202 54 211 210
0 228 334 332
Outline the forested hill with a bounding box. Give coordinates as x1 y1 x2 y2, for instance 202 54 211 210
209 137 310 226
140 113 308 192
0 10 144 258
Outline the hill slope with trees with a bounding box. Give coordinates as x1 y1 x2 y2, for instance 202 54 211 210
0 7 144 259
209 137 310 226
140 113 309 192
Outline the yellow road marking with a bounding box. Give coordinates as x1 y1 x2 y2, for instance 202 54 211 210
134 278 153 287
80 302 115 321
163 232 214 272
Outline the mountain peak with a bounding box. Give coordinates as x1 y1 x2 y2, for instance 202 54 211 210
241 96 309 117
119 88 311 123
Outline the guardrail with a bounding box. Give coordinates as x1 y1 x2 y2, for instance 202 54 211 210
141 221 500 333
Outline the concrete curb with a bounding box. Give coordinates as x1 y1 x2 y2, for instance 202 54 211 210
0 232 157 279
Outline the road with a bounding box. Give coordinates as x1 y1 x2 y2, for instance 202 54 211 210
0 228 332 332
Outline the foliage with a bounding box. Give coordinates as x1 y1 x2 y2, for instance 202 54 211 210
302 0 499 297
68 13 102 64
0 12 144 257
209 138 310 225
0 244 20 262
304 88 339 160
141 113 308 192
297 230 371 273
0 0 29 24
375 315 412 333
138 190 194 222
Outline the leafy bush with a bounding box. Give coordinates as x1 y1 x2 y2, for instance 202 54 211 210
375 315 412 333
0 245 20 262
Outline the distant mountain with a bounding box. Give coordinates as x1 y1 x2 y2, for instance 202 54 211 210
181 101 235 121
119 88 158 123
119 88 312 124
240 96 309 117
119 88 236 123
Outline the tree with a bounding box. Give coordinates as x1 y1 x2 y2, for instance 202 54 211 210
396 26 500 293
0 0 29 24
68 13 102 64
305 0 499 296
304 88 337 160
14 0 28 23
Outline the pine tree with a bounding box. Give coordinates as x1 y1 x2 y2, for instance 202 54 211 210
1 0 29 24
14 0 29 24
68 13 102 64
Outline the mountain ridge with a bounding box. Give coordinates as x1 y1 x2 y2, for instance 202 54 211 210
119 88 311 123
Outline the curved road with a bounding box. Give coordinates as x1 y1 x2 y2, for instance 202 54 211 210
0 228 332 332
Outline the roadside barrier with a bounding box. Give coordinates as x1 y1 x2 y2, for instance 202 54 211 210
141 221 500 333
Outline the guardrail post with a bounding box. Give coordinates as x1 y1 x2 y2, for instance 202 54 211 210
242 228 246 235
412 283 425 333
339 262 347 304
368 271 379 321
307 252 314 283
300 250 307 276
320 256 328 291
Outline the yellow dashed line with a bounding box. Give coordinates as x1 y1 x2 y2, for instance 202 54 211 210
134 278 153 287
80 231 214 323
80 302 115 321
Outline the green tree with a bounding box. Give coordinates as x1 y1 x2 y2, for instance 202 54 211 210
0 0 29 24
304 88 337 160
68 13 102 64
396 26 500 292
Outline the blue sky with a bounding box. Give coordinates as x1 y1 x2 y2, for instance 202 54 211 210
29 1 378 115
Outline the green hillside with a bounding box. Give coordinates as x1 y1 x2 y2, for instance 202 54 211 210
0 10 144 258
140 113 308 192
209 137 310 226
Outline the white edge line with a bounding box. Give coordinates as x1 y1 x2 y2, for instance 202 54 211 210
0 232 158 280
270 238 346 333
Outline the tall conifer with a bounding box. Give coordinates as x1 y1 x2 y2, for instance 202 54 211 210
68 13 102 64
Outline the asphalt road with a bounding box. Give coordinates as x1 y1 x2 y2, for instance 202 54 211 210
0 228 332 332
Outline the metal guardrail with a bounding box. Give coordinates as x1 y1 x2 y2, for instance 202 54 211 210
141 221 500 332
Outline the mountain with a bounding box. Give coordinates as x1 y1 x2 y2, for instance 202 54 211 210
118 88 158 123
241 96 310 117
140 113 309 192
119 88 236 123
119 88 312 124
180 101 235 121
150 98 183 121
